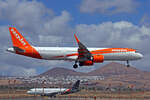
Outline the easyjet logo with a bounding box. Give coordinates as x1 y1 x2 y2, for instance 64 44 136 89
11 29 26 46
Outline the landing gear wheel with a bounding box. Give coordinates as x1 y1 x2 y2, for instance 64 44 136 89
127 64 130 67
126 60 130 67
73 64 78 69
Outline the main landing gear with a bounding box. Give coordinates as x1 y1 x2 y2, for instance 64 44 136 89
73 64 78 69
126 60 130 67
73 61 78 69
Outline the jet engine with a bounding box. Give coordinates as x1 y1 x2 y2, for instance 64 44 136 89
92 55 104 63
79 55 104 66
79 60 93 66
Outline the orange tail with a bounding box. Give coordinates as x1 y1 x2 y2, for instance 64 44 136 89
9 27 31 49
9 27 41 59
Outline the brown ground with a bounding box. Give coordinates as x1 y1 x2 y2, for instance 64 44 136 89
0 80 22 85
0 89 150 99
63 90 150 99
0 90 35 99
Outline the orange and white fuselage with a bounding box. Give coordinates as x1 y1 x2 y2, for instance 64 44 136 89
7 47 143 61
7 27 143 68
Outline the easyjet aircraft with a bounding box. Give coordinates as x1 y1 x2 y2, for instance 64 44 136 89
7 27 143 69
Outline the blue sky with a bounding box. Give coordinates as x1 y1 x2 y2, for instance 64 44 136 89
38 0 149 25
0 0 150 76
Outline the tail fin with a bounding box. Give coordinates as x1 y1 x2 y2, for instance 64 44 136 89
61 80 80 95
9 27 31 49
72 80 80 90
8 27 41 59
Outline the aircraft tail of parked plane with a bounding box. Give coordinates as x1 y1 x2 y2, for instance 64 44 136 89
7 27 143 69
72 80 80 90
62 80 80 94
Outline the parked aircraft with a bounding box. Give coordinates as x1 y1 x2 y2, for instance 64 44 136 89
7 27 143 68
27 80 80 97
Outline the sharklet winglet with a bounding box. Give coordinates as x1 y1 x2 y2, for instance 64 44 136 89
74 34 80 43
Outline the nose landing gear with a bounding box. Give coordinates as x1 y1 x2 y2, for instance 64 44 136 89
126 60 130 67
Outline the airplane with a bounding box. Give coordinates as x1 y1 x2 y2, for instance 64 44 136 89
7 27 143 69
27 80 80 97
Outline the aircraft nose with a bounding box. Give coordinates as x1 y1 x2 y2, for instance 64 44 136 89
136 53 143 59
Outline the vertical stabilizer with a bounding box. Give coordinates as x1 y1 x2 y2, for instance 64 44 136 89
72 80 80 90
9 27 31 49
8 27 41 59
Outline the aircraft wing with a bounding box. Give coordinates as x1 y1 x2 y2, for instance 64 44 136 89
74 34 92 61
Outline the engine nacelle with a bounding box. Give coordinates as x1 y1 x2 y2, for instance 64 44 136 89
92 55 104 63
79 55 104 66
79 60 93 66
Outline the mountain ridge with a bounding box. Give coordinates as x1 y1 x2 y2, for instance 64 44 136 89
38 62 149 77
38 62 150 88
